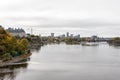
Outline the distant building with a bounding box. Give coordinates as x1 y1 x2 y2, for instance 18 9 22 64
0 25 4 29
74 34 81 41
70 34 73 38
61 34 65 38
85 35 99 42
7 28 26 37
59 34 65 39
77 34 80 39
51 33 54 38
66 32 69 37
26 33 31 38
91 35 98 40
0 25 2 28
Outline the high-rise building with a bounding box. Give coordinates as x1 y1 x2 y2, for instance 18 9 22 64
70 34 73 38
51 33 54 38
66 32 69 37
61 34 65 38
77 34 80 39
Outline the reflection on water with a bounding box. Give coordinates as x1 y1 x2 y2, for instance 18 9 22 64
0 44 41 80
1 42 120 80
15 43 120 80
111 45 120 49
0 62 28 80
30 45 41 52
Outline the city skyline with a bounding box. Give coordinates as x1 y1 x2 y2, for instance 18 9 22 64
0 0 120 37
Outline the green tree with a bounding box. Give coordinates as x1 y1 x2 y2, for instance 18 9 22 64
0 27 30 61
20 38 29 50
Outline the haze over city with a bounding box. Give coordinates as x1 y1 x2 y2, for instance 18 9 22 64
0 0 120 37
1 1 120 80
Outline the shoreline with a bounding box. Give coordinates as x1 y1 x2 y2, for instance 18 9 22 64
0 52 32 67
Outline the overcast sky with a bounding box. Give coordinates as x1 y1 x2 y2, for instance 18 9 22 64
0 0 120 37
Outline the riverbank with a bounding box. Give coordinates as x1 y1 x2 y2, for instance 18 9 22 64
0 52 32 67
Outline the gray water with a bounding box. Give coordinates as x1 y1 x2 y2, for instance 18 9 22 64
1 43 120 80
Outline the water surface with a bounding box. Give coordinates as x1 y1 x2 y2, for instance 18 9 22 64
1 43 120 80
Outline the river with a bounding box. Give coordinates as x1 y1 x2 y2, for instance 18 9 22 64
0 43 120 80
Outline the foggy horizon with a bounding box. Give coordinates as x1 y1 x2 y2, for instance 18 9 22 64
0 0 120 37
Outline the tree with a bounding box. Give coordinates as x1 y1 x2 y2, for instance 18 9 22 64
20 38 29 50
0 27 30 61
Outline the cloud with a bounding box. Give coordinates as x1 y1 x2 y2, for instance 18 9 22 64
0 0 120 37
2 16 120 29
